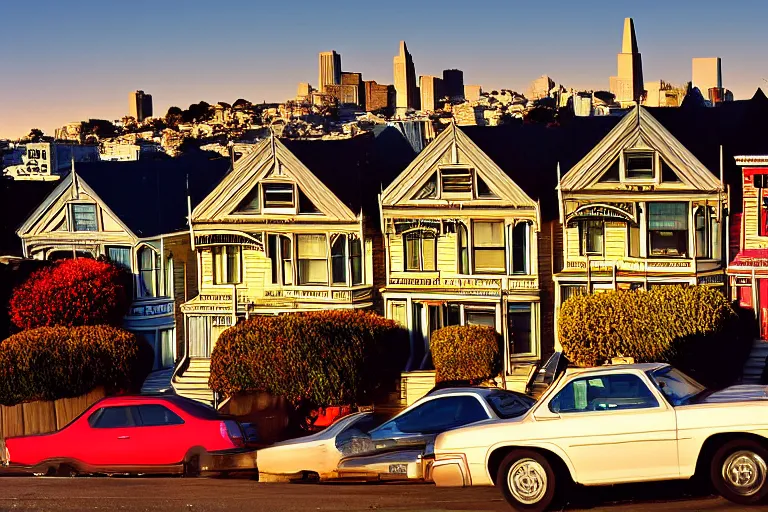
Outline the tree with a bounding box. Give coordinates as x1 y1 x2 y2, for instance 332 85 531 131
10 258 132 330
25 128 44 142
182 101 212 123
165 106 183 127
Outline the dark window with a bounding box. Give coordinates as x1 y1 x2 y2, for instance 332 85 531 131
267 234 293 285
72 204 97 232
394 396 489 434
508 303 532 355
759 182 768 237
512 222 530 274
695 207 710 259
550 374 659 413
107 246 131 270
413 173 437 199
598 159 620 182
167 397 220 420
457 223 469 274
476 175 498 198
138 247 159 297
298 188 320 214
262 183 294 209
661 160 681 183
440 168 473 194
579 220 604 256
331 234 347 285
625 152 654 180
561 285 587 305
486 391 535 419
445 303 461 326
91 406 138 428
350 237 363 285
648 202 688 257
236 187 260 213
137 405 184 427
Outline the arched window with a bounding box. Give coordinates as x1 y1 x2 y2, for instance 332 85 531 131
138 247 160 297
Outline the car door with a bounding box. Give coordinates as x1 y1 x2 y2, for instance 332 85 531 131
85 405 140 467
543 372 678 485
132 404 188 465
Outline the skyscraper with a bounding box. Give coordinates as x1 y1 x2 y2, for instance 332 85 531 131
129 90 153 122
318 51 342 93
609 18 644 107
442 69 464 101
393 41 419 114
419 76 444 112
692 57 723 102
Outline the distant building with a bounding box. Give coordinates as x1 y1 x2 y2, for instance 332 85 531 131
419 75 444 112
129 90 153 122
55 122 84 142
442 69 464 101
609 18 644 107
363 81 394 113
341 72 364 107
692 57 721 100
644 80 685 107
464 85 482 102
100 141 164 162
527 76 554 101
2 142 100 181
297 82 312 99
318 51 342 93
393 41 419 113
325 83 360 106
573 93 593 116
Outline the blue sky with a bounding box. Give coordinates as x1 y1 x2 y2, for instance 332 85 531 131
1 0 767 138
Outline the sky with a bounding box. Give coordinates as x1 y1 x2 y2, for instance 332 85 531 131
1 0 767 139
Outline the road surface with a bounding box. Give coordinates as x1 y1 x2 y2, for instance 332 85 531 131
0 477 756 511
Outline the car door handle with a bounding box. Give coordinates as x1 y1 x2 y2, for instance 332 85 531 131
117 436 130 440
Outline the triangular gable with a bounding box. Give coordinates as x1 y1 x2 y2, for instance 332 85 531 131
561 106 723 191
17 173 136 239
381 123 537 208
193 136 357 222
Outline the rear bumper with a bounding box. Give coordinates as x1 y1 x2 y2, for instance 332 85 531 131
200 449 258 474
336 449 432 481
431 454 471 487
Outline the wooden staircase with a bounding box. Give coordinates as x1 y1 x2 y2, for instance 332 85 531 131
742 340 768 384
171 358 215 405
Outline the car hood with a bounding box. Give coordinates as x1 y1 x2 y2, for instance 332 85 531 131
697 385 768 404
434 416 529 452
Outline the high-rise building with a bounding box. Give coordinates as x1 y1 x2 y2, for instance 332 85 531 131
340 72 364 107
527 76 555 101
318 51 342 93
442 69 464 101
609 18 644 107
129 90 153 122
393 41 419 114
419 76 443 112
363 81 395 113
464 85 482 102
692 57 723 102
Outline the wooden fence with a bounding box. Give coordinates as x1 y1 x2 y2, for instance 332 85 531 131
0 388 106 442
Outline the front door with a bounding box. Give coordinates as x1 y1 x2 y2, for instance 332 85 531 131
545 372 679 484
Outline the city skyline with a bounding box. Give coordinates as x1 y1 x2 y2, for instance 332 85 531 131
1 0 767 138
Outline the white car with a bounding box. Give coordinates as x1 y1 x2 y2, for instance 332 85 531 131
431 361 768 511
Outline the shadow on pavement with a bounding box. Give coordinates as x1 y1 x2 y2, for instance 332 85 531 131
564 480 714 510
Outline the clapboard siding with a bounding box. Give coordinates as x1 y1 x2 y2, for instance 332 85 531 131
605 223 626 259
565 226 580 259
437 233 456 273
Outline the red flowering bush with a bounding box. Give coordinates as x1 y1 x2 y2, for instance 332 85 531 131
9 258 132 330
209 310 409 408
0 325 153 406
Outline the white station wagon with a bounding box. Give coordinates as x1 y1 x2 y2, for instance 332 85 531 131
431 360 768 511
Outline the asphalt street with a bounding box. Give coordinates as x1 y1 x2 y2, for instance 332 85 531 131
0 477 758 512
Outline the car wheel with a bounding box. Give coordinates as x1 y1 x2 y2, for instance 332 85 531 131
497 450 558 511
711 439 768 505
184 455 200 478
56 464 78 478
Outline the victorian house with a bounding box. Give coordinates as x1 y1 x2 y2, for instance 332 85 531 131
555 106 729 345
173 131 414 403
16 157 229 391
379 123 557 404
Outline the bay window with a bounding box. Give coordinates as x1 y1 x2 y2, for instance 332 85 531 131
648 202 688 257
138 247 160 297
473 220 505 274
331 234 347 285
297 234 328 285
213 246 241 284
404 230 436 272
579 220 604 256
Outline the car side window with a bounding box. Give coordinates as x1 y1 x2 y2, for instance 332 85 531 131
549 374 659 413
395 396 489 434
137 405 184 427
91 406 139 428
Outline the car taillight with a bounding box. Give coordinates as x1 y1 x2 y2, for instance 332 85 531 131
220 420 245 448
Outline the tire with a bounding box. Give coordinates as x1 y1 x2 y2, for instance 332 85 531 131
56 463 78 478
496 450 559 511
183 455 200 478
710 439 768 506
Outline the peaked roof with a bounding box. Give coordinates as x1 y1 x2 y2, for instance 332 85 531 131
0 179 60 256
73 154 231 238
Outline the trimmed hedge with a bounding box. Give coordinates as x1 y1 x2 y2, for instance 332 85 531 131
431 325 501 384
0 325 153 406
558 286 750 388
10 258 132 331
209 310 409 408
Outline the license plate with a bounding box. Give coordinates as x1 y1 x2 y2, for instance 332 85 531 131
389 464 407 474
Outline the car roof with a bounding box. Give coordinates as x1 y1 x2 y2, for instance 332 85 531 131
564 362 669 376
425 387 515 398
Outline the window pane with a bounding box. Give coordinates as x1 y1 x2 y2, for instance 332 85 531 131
108 247 131 270
160 329 175 369
458 224 469 274
648 202 687 230
263 183 294 208
625 153 654 179
94 406 138 428
508 303 532 355
405 234 421 271
649 231 688 257
72 204 97 232
550 374 659 413
390 301 407 326
297 235 328 285
139 248 156 297
281 236 293 285
512 222 529 274
226 246 241 283
445 304 461 326
581 220 604 256
473 221 504 247
440 168 473 193
331 235 347 285
465 309 495 328
297 235 328 258
422 237 436 271
138 405 184 427
298 259 328 284
695 208 709 258
166 257 174 296
474 249 505 273
268 234 278 284
350 238 363 285
395 396 488 434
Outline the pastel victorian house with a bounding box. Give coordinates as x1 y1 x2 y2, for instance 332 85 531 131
174 131 414 403
16 157 229 391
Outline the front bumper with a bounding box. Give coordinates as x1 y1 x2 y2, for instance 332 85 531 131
200 449 258 474
336 449 431 481
431 453 471 487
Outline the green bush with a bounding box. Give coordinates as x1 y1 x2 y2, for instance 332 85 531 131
0 325 153 406
431 325 501 384
558 286 749 388
209 310 409 408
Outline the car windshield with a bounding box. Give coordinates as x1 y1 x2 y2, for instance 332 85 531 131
648 366 707 406
485 390 535 419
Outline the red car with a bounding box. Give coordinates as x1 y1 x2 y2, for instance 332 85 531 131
0 395 257 477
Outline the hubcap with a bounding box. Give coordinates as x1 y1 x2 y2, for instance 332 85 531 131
722 450 768 497
507 458 548 505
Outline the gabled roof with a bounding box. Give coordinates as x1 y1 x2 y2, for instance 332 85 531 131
0 179 60 256
72 154 230 238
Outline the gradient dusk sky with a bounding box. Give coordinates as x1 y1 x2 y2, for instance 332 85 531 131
1 0 767 139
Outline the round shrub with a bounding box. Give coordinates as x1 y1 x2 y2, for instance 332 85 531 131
10 258 132 330
558 286 748 388
431 325 501 384
209 310 409 408
0 325 153 406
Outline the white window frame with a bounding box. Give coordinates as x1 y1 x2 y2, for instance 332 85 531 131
621 150 657 183
439 166 474 199
262 182 296 214
213 245 242 285
70 202 99 232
